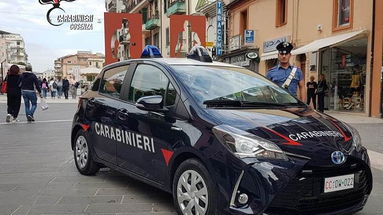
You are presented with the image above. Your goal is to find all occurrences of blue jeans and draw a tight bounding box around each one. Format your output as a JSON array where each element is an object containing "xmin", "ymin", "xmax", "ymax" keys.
[
  {"xmin": 42, "ymin": 88, "xmax": 48, "ymax": 98},
  {"xmin": 22, "ymin": 91, "xmax": 37, "ymax": 117}
]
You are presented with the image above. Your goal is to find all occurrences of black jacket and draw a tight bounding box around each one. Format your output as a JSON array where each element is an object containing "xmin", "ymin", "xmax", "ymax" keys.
[
  {"xmin": 6, "ymin": 75, "xmax": 21, "ymax": 95},
  {"xmin": 20, "ymin": 72, "xmax": 41, "ymax": 94},
  {"xmin": 63, "ymin": 79, "xmax": 70, "ymax": 90}
]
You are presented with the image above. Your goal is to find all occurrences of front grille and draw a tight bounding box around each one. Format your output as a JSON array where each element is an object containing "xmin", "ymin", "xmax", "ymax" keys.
[{"xmin": 267, "ymin": 160, "xmax": 370, "ymax": 214}]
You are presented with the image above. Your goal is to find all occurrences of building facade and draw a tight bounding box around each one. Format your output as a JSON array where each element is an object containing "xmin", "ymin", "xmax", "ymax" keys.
[
  {"xmin": 223, "ymin": 0, "xmax": 381, "ymax": 117},
  {"xmin": 55, "ymin": 51, "xmax": 105, "ymax": 78},
  {"xmin": 0, "ymin": 30, "xmax": 29, "ymax": 80}
]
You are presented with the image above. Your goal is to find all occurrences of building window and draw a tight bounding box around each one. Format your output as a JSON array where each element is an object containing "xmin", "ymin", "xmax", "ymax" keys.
[
  {"xmin": 240, "ymin": 9, "xmax": 248, "ymax": 36},
  {"xmin": 154, "ymin": 33, "xmax": 159, "ymax": 48},
  {"xmin": 67, "ymin": 61, "xmax": 72, "ymax": 64},
  {"xmin": 276, "ymin": 0, "xmax": 287, "ymax": 27},
  {"xmin": 333, "ymin": 0, "xmax": 353, "ymax": 31}
]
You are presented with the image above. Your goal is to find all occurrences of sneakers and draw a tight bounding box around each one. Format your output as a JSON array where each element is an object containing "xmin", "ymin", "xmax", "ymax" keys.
[
  {"xmin": 12, "ymin": 118, "xmax": 19, "ymax": 123},
  {"xmin": 27, "ymin": 115, "xmax": 35, "ymax": 122},
  {"xmin": 6, "ymin": 114, "xmax": 11, "ymax": 123}
]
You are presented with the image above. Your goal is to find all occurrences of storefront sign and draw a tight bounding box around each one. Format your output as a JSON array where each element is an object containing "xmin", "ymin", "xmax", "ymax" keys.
[
  {"xmin": 216, "ymin": 0, "xmax": 223, "ymax": 56},
  {"xmin": 230, "ymin": 35, "xmax": 241, "ymax": 51},
  {"xmin": 206, "ymin": 41, "xmax": 214, "ymax": 47},
  {"xmin": 246, "ymin": 52, "xmax": 258, "ymax": 59},
  {"xmin": 263, "ymin": 36, "xmax": 290, "ymax": 53},
  {"xmin": 231, "ymin": 54, "xmax": 250, "ymax": 67},
  {"xmin": 244, "ymin": 30, "xmax": 255, "ymax": 45}
]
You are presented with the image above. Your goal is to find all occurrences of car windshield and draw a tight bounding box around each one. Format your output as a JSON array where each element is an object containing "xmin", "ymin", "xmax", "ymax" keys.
[{"xmin": 173, "ymin": 65, "xmax": 299, "ymax": 107}]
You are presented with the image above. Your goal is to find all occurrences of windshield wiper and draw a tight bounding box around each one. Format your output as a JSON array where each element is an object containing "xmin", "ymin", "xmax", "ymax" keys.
[{"xmin": 203, "ymin": 99, "xmax": 289, "ymax": 108}]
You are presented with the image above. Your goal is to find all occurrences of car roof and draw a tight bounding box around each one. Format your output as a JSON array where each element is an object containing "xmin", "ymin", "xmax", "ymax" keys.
[{"xmin": 103, "ymin": 58, "xmax": 243, "ymax": 71}]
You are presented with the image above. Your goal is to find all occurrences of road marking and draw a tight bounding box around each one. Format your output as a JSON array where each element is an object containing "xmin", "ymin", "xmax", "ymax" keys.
[
  {"xmin": 368, "ymin": 150, "xmax": 383, "ymax": 171},
  {"xmin": 0, "ymin": 119, "xmax": 72, "ymax": 125}
]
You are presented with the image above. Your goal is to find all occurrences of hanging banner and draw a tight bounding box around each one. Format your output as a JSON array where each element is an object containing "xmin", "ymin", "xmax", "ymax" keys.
[
  {"xmin": 104, "ymin": 13, "xmax": 143, "ymax": 65},
  {"xmin": 170, "ymin": 15, "xmax": 206, "ymax": 57}
]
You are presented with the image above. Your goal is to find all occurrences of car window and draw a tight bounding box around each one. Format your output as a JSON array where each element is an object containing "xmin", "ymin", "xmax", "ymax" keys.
[
  {"xmin": 173, "ymin": 66, "xmax": 298, "ymax": 106},
  {"xmin": 128, "ymin": 64, "xmax": 174, "ymax": 105},
  {"xmin": 99, "ymin": 65, "xmax": 129, "ymax": 98}
]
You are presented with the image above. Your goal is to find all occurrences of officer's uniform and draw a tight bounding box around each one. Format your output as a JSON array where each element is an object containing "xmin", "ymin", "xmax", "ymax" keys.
[{"xmin": 266, "ymin": 42, "xmax": 303, "ymax": 97}]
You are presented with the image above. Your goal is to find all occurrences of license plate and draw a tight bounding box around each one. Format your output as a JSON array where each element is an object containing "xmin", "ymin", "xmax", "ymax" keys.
[{"xmin": 324, "ymin": 174, "xmax": 354, "ymax": 193}]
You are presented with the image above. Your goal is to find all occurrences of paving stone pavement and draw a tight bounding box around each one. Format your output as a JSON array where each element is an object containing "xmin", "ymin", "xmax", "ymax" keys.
[{"xmin": 0, "ymin": 103, "xmax": 382, "ymax": 215}]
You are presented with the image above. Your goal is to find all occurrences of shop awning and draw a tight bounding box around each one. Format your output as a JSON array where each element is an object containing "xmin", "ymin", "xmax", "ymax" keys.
[
  {"xmin": 260, "ymin": 51, "xmax": 278, "ymax": 61},
  {"xmin": 292, "ymin": 30, "xmax": 367, "ymax": 55}
]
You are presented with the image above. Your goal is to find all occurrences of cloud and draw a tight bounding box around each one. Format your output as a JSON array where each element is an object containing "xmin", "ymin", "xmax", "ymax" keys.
[{"xmin": 1, "ymin": 0, "xmax": 106, "ymax": 72}]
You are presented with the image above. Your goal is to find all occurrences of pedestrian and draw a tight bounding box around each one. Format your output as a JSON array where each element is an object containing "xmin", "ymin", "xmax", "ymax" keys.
[
  {"xmin": 56, "ymin": 77, "xmax": 63, "ymax": 99},
  {"xmin": 49, "ymin": 78, "xmax": 57, "ymax": 98},
  {"xmin": 317, "ymin": 74, "xmax": 328, "ymax": 113},
  {"xmin": 70, "ymin": 78, "xmax": 78, "ymax": 99},
  {"xmin": 41, "ymin": 78, "xmax": 49, "ymax": 99},
  {"xmin": 266, "ymin": 42, "xmax": 304, "ymax": 100},
  {"xmin": 306, "ymin": 75, "xmax": 318, "ymax": 109},
  {"xmin": 62, "ymin": 76, "xmax": 70, "ymax": 99},
  {"xmin": 19, "ymin": 65, "xmax": 42, "ymax": 122},
  {"xmin": 5, "ymin": 65, "xmax": 22, "ymax": 122}
]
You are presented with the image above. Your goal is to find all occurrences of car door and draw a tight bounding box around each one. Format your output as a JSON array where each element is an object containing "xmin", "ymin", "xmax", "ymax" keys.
[
  {"xmin": 116, "ymin": 63, "xmax": 185, "ymax": 184},
  {"xmin": 86, "ymin": 65, "xmax": 130, "ymax": 165}
]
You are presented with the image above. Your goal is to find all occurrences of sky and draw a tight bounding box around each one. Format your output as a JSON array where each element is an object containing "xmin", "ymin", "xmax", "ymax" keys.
[{"xmin": 0, "ymin": 0, "xmax": 106, "ymax": 72}]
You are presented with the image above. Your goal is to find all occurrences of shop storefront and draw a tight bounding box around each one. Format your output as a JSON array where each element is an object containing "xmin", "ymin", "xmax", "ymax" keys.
[
  {"xmin": 221, "ymin": 48, "xmax": 259, "ymax": 72},
  {"xmin": 320, "ymin": 38, "xmax": 368, "ymax": 112}
]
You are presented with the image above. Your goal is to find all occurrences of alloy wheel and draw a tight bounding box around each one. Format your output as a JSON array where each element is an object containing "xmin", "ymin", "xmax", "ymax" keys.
[
  {"xmin": 75, "ymin": 136, "xmax": 88, "ymax": 169},
  {"xmin": 177, "ymin": 170, "xmax": 208, "ymax": 215}
]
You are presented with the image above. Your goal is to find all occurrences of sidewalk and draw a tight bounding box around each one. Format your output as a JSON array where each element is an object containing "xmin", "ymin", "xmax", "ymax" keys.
[
  {"xmin": 0, "ymin": 94, "xmax": 79, "ymax": 104},
  {"xmin": 326, "ymin": 111, "xmax": 383, "ymax": 124}
]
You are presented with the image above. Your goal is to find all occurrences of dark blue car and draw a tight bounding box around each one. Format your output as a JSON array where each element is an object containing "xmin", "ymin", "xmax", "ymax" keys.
[{"xmin": 71, "ymin": 47, "xmax": 372, "ymax": 215}]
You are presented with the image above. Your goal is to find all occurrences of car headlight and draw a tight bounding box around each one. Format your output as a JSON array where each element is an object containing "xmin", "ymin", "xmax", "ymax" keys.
[
  {"xmin": 342, "ymin": 122, "xmax": 362, "ymax": 151},
  {"xmin": 212, "ymin": 124, "xmax": 288, "ymax": 160}
]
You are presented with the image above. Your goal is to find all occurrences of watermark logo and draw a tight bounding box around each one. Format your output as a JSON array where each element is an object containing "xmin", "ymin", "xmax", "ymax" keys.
[{"xmin": 39, "ymin": 0, "xmax": 94, "ymax": 30}]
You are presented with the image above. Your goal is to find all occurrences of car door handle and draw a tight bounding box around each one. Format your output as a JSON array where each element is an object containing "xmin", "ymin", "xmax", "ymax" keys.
[{"xmin": 117, "ymin": 109, "xmax": 129, "ymax": 121}]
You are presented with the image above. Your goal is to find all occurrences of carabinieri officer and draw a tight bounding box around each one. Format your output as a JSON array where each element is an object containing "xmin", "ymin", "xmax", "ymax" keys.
[{"xmin": 266, "ymin": 42, "xmax": 304, "ymax": 100}]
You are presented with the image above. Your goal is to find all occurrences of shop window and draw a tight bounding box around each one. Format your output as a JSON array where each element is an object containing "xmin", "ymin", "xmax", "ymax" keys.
[
  {"xmin": 320, "ymin": 38, "xmax": 367, "ymax": 112},
  {"xmin": 333, "ymin": 0, "xmax": 353, "ymax": 31},
  {"xmin": 276, "ymin": 0, "xmax": 287, "ymax": 27},
  {"xmin": 154, "ymin": 32, "xmax": 159, "ymax": 48}
]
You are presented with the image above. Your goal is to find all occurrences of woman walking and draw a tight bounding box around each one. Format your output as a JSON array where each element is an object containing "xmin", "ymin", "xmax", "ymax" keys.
[
  {"xmin": 20, "ymin": 65, "xmax": 42, "ymax": 122},
  {"xmin": 317, "ymin": 74, "xmax": 328, "ymax": 113},
  {"xmin": 5, "ymin": 65, "xmax": 22, "ymax": 122},
  {"xmin": 41, "ymin": 78, "xmax": 49, "ymax": 98}
]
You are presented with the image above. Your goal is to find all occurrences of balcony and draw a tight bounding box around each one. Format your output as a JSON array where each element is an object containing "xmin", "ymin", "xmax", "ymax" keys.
[
  {"xmin": 145, "ymin": 13, "xmax": 160, "ymax": 30},
  {"xmin": 166, "ymin": 1, "xmax": 186, "ymax": 17},
  {"xmin": 126, "ymin": 0, "xmax": 146, "ymax": 13}
]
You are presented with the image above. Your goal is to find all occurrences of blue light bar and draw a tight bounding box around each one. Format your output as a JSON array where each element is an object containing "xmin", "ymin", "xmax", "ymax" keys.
[{"xmin": 141, "ymin": 45, "xmax": 162, "ymax": 58}]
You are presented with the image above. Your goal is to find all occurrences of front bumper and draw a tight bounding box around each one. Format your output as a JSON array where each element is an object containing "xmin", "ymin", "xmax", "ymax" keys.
[{"xmin": 225, "ymin": 148, "xmax": 372, "ymax": 215}]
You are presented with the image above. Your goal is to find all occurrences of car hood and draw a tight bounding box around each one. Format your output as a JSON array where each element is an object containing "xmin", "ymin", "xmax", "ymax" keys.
[{"xmin": 205, "ymin": 107, "xmax": 354, "ymax": 165}]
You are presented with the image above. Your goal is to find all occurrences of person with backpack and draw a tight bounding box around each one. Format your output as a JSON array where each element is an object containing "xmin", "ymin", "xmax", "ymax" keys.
[
  {"xmin": 41, "ymin": 78, "xmax": 49, "ymax": 98},
  {"xmin": 5, "ymin": 65, "xmax": 22, "ymax": 122},
  {"xmin": 49, "ymin": 78, "xmax": 57, "ymax": 98},
  {"xmin": 20, "ymin": 65, "xmax": 42, "ymax": 122}
]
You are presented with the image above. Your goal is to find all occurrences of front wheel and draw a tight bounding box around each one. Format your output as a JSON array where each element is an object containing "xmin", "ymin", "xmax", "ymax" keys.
[
  {"xmin": 74, "ymin": 130, "xmax": 100, "ymax": 175},
  {"xmin": 172, "ymin": 159, "xmax": 219, "ymax": 215}
]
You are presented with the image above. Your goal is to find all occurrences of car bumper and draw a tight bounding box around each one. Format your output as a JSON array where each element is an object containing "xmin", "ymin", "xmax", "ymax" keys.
[{"xmin": 222, "ymin": 147, "xmax": 372, "ymax": 215}]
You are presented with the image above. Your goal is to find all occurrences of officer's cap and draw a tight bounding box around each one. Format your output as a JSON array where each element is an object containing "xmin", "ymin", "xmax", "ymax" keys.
[{"xmin": 276, "ymin": 42, "xmax": 293, "ymax": 54}]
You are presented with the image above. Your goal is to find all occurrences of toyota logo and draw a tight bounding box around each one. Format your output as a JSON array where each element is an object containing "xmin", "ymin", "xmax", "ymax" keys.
[{"xmin": 331, "ymin": 151, "xmax": 346, "ymax": 165}]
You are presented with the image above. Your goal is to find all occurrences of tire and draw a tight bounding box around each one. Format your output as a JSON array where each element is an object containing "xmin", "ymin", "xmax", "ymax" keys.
[
  {"xmin": 73, "ymin": 130, "xmax": 100, "ymax": 175},
  {"xmin": 172, "ymin": 159, "xmax": 219, "ymax": 215}
]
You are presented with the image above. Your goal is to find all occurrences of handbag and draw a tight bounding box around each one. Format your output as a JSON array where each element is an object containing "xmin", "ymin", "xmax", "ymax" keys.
[
  {"xmin": 0, "ymin": 81, "xmax": 7, "ymax": 93},
  {"xmin": 41, "ymin": 98, "xmax": 49, "ymax": 110}
]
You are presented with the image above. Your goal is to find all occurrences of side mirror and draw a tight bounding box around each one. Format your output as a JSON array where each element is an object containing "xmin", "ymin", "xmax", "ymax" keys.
[{"xmin": 135, "ymin": 95, "xmax": 168, "ymax": 112}]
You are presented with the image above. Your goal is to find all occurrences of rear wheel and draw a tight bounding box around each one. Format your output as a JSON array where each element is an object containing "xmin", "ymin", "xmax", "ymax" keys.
[
  {"xmin": 74, "ymin": 130, "xmax": 100, "ymax": 175},
  {"xmin": 172, "ymin": 159, "xmax": 218, "ymax": 215}
]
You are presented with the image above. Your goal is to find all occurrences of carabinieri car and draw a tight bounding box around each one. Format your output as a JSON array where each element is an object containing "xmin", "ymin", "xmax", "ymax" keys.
[{"xmin": 71, "ymin": 46, "xmax": 372, "ymax": 215}]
